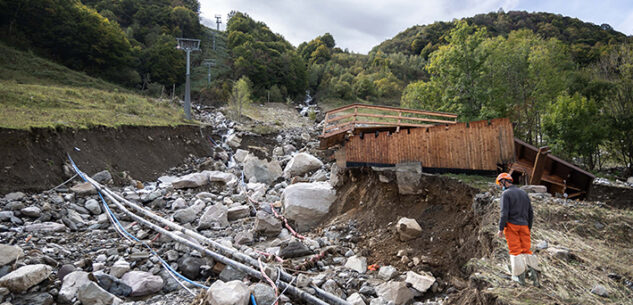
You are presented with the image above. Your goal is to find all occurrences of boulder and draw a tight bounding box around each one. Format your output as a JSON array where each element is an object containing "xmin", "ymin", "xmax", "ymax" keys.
[
  {"xmin": 92, "ymin": 271, "xmax": 132, "ymax": 296},
  {"xmin": 628, "ymin": 176, "xmax": 633, "ymax": 184},
  {"xmin": 405, "ymin": 271, "xmax": 435, "ymax": 293},
  {"xmin": 71, "ymin": 182, "xmax": 97, "ymax": 195},
  {"xmin": 121, "ymin": 271, "xmax": 164, "ymax": 297},
  {"xmin": 234, "ymin": 149, "xmax": 250, "ymax": 163},
  {"xmin": 375, "ymin": 281, "xmax": 414, "ymax": 305},
  {"xmin": 20, "ymin": 206, "xmax": 41, "ymax": 218},
  {"xmin": 58, "ymin": 271, "xmax": 90, "ymax": 304},
  {"xmin": 91, "ymin": 170, "xmax": 112, "ymax": 184},
  {"xmin": 250, "ymin": 283, "xmax": 276, "ymax": 305},
  {"xmin": 109, "ymin": 259, "xmax": 130, "ymax": 278},
  {"xmin": 178, "ymin": 256, "xmax": 205, "ymax": 280},
  {"xmin": 228, "ymin": 205, "xmax": 250, "ymax": 221},
  {"xmin": 234, "ymin": 231, "xmax": 254, "ymax": 245},
  {"xmin": 84, "ymin": 199, "xmax": 102, "ymax": 215},
  {"xmin": 378, "ymin": 266, "xmax": 398, "ymax": 281},
  {"xmin": 243, "ymin": 156, "xmax": 283, "ymax": 185},
  {"xmin": 198, "ymin": 204, "xmax": 229, "ymax": 229},
  {"xmin": 279, "ymin": 240, "xmax": 312, "ymax": 258},
  {"xmin": 253, "ymin": 211, "xmax": 282, "ymax": 236},
  {"xmin": 345, "ymin": 256, "xmax": 368, "ymax": 274},
  {"xmin": 283, "ymin": 153, "xmax": 323, "ymax": 178},
  {"xmin": 0, "ymin": 264, "xmax": 52, "ymax": 293},
  {"xmin": 173, "ymin": 200, "xmax": 205, "ymax": 224},
  {"xmin": 57, "ymin": 264, "xmax": 76, "ymax": 281},
  {"xmin": 4, "ymin": 192, "xmax": 25, "ymax": 201},
  {"xmin": 77, "ymin": 282, "xmax": 122, "ymax": 305},
  {"xmin": 322, "ymin": 279, "xmax": 344, "ymax": 297},
  {"xmin": 347, "ymin": 292, "xmax": 367, "ymax": 305},
  {"xmin": 219, "ymin": 265, "xmax": 246, "ymax": 282},
  {"xmin": 547, "ymin": 247, "xmax": 571, "ymax": 260},
  {"xmin": 206, "ymin": 171, "xmax": 238, "ymax": 188},
  {"xmin": 0, "ymin": 244, "xmax": 24, "ymax": 266},
  {"xmin": 226, "ymin": 133, "xmax": 242, "ymax": 149},
  {"xmin": 206, "ymin": 280, "xmax": 249, "ymax": 305},
  {"xmin": 396, "ymin": 217, "xmax": 422, "ymax": 241},
  {"xmin": 282, "ymin": 182, "xmax": 336, "ymax": 232},
  {"xmin": 172, "ymin": 172, "xmax": 209, "ymax": 189},
  {"xmin": 395, "ymin": 162, "xmax": 422, "ymax": 195}
]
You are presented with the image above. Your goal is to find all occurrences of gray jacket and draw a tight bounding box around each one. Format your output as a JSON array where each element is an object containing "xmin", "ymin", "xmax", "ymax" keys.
[{"xmin": 499, "ymin": 185, "xmax": 533, "ymax": 231}]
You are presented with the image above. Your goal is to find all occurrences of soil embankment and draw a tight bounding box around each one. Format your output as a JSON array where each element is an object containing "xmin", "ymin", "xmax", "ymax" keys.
[{"xmin": 0, "ymin": 125, "xmax": 214, "ymax": 194}]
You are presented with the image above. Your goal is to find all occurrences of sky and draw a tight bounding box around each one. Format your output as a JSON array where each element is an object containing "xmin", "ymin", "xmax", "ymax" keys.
[{"xmin": 199, "ymin": 0, "xmax": 633, "ymax": 54}]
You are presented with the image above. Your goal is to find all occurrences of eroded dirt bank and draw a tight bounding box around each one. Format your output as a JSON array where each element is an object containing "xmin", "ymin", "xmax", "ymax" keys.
[{"xmin": 0, "ymin": 125, "xmax": 213, "ymax": 194}]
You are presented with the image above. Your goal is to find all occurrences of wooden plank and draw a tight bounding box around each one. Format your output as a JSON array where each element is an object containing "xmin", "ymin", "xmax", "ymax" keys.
[
  {"xmin": 530, "ymin": 146, "xmax": 550, "ymax": 185},
  {"xmin": 354, "ymin": 113, "xmax": 458, "ymax": 125}
]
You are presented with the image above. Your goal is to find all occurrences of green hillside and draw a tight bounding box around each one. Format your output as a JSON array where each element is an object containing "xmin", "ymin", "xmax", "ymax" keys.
[
  {"xmin": 0, "ymin": 42, "xmax": 186, "ymax": 129},
  {"xmin": 373, "ymin": 11, "xmax": 628, "ymax": 64}
]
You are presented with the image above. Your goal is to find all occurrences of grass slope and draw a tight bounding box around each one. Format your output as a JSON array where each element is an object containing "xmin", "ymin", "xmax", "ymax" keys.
[{"xmin": 0, "ymin": 42, "xmax": 188, "ymax": 129}]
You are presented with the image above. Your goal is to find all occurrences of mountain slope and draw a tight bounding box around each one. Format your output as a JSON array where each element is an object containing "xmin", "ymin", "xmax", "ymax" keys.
[{"xmin": 373, "ymin": 11, "xmax": 628, "ymax": 65}]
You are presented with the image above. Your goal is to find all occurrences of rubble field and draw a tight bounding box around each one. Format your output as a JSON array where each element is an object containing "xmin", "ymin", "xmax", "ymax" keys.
[{"xmin": 0, "ymin": 104, "xmax": 632, "ymax": 305}]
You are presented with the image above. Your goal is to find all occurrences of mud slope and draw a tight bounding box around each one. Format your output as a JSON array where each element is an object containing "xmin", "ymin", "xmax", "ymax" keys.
[
  {"xmin": 0, "ymin": 125, "xmax": 214, "ymax": 194},
  {"xmin": 321, "ymin": 168, "xmax": 490, "ymax": 286}
]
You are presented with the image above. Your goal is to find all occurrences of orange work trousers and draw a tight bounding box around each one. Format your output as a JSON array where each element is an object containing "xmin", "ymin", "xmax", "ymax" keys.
[{"xmin": 503, "ymin": 222, "xmax": 533, "ymax": 255}]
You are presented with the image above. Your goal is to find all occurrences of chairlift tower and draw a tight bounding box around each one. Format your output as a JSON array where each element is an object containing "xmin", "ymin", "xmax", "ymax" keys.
[
  {"xmin": 176, "ymin": 38, "xmax": 200, "ymax": 120},
  {"xmin": 213, "ymin": 15, "xmax": 222, "ymax": 50},
  {"xmin": 202, "ymin": 59, "xmax": 216, "ymax": 87}
]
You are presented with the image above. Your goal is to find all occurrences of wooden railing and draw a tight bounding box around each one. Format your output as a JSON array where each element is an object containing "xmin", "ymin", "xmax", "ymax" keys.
[{"xmin": 320, "ymin": 104, "xmax": 458, "ymax": 138}]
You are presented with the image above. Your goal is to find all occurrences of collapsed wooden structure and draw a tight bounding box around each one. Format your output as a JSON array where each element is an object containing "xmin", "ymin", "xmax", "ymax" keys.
[{"xmin": 319, "ymin": 104, "xmax": 594, "ymax": 198}]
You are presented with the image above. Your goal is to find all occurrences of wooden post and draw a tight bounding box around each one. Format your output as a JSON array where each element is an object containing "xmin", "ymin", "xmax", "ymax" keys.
[
  {"xmin": 322, "ymin": 113, "xmax": 329, "ymax": 135},
  {"xmin": 529, "ymin": 146, "xmax": 550, "ymax": 185},
  {"xmin": 396, "ymin": 111, "xmax": 402, "ymax": 133}
]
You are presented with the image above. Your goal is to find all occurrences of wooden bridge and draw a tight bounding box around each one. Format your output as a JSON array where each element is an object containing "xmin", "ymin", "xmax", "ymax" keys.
[{"xmin": 319, "ymin": 104, "xmax": 594, "ymax": 198}]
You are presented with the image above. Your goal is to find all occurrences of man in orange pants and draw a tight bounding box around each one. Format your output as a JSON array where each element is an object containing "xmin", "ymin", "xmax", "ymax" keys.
[{"xmin": 496, "ymin": 173, "xmax": 540, "ymax": 286}]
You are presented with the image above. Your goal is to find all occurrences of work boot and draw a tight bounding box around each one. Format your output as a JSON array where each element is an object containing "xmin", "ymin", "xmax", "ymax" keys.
[
  {"xmin": 528, "ymin": 266, "xmax": 541, "ymax": 287},
  {"xmin": 511, "ymin": 272, "xmax": 526, "ymax": 286}
]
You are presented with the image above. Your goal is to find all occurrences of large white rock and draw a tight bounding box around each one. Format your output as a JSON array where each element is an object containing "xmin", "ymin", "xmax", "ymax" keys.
[
  {"xmin": 395, "ymin": 162, "xmax": 422, "ymax": 195},
  {"xmin": 378, "ymin": 265, "xmax": 398, "ymax": 281},
  {"xmin": 121, "ymin": 271, "xmax": 164, "ymax": 297},
  {"xmin": 84, "ymin": 199, "xmax": 102, "ymax": 215},
  {"xmin": 347, "ymin": 292, "xmax": 366, "ymax": 305},
  {"xmin": 234, "ymin": 149, "xmax": 250, "ymax": 163},
  {"xmin": 345, "ymin": 256, "xmax": 367, "ymax": 273},
  {"xmin": 282, "ymin": 182, "xmax": 336, "ymax": 232},
  {"xmin": 198, "ymin": 204, "xmax": 229, "ymax": 229},
  {"xmin": 0, "ymin": 244, "xmax": 24, "ymax": 266},
  {"xmin": 396, "ymin": 217, "xmax": 422, "ymax": 241},
  {"xmin": 375, "ymin": 281, "xmax": 414, "ymax": 305},
  {"xmin": 206, "ymin": 280, "xmax": 249, "ymax": 305},
  {"xmin": 243, "ymin": 156, "xmax": 283, "ymax": 185},
  {"xmin": 0, "ymin": 264, "xmax": 53, "ymax": 293},
  {"xmin": 77, "ymin": 281, "xmax": 122, "ymax": 305},
  {"xmin": 405, "ymin": 271, "xmax": 435, "ymax": 293},
  {"xmin": 58, "ymin": 271, "xmax": 91, "ymax": 304},
  {"xmin": 205, "ymin": 171, "xmax": 238, "ymax": 188},
  {"xmin": 172, "ymin": 172, "xmax": 209, "ymax": 189},
  {"xmin": 283, "ymin": 153, "xmax": 323, "ymax": 178}
]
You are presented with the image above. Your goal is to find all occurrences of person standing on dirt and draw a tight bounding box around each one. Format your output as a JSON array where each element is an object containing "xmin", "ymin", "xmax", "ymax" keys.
[{"xmin": 496, "ymin": 173, "xmax": 540, "ymax": 286}]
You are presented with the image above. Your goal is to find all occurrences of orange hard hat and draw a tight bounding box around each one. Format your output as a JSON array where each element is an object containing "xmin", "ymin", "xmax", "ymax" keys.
[{"xmin": 496, "ymin": 173, "xmax": 513, "ymax": 185}]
